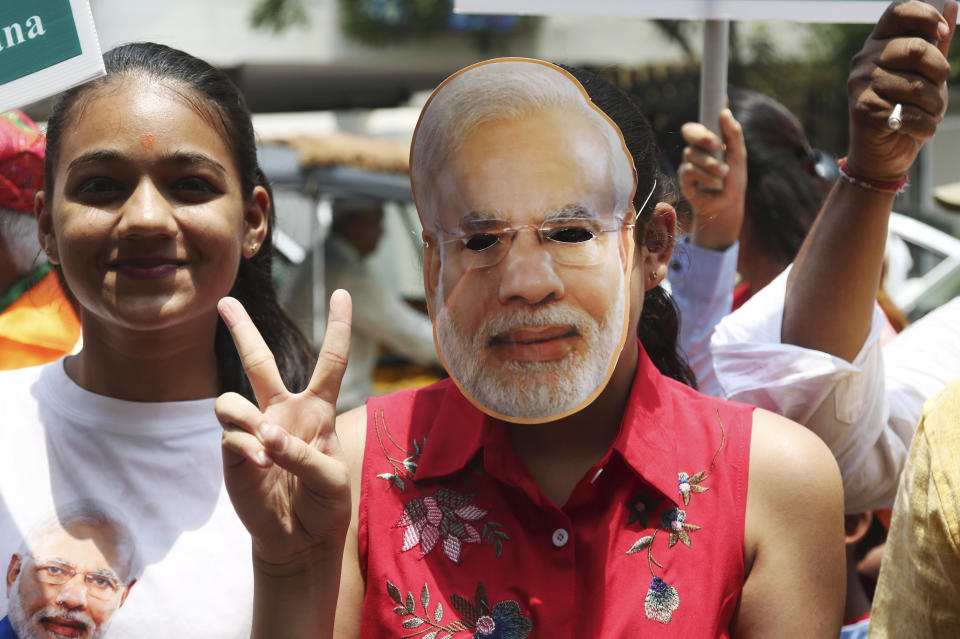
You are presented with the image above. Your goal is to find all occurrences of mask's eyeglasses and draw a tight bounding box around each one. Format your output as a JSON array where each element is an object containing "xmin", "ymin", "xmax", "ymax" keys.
[
  {"xmin": 634, "ymin": 178, "xmax": 657, "ymax": 222},
  {"xmin": 422, "ymin": 179, "xmax": 657, "ymax": 271}
]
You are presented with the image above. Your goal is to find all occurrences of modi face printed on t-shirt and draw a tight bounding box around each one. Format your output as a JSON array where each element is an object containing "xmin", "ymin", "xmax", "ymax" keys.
[
  {"xmin": 4, "ymin": 503, "xmax": 138, "ymax": 639},
  {"xmin": 412, "ymin": 59, "xmax": 638, "ymax": 423}
]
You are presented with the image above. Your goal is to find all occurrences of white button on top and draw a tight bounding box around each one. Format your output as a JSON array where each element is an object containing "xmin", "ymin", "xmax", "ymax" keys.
[{"xmin": 552, "ymin": 528, "xmax": 569, "ymax": 548}]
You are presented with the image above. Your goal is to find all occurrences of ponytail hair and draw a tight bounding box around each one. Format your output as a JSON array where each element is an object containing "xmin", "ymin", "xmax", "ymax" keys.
[
  {"xmin": 216, "ymin": 170, "xmax": 315, "ymax": 399},
  {"xmin": 560, "ymin": 65, "xmax": 696, "ymax": 388}
]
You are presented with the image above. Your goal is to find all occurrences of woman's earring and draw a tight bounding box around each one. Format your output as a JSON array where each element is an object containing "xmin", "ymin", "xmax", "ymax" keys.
[{"xmin": 247, "ymin": 242, "xmax": 259, "ymax": 257}]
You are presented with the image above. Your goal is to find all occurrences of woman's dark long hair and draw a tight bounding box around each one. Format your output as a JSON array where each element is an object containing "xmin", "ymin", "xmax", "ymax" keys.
[
  {"xmin": 43, "ymin": 42, "xmax": 314, "ymax": 401},
  {"xmin": 729, "ymin": 88, "xmax": 832, "ymax": 269},
  {"xmin": 561, "ymin": 65, "xmax": 696, "ymax": 388}
]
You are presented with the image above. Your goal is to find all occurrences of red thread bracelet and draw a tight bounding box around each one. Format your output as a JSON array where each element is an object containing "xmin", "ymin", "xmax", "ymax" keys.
[{"xmin": 837, "ymin": 157, "xmax": 908, "ymax": 194}]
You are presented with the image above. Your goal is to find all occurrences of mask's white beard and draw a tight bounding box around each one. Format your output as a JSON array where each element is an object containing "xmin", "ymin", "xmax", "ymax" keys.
[
  {"xmin": 436, "ymin": 268, "xmax": 626, "ymax": 419},
  {"xmin": 7, "ymin": 572, "xmax": 110, "ymax": 639}
]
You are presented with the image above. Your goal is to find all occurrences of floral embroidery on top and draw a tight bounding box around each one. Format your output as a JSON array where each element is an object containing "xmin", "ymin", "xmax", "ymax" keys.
[
  {"xmin": 677, "ymin": 471, "xmax": 708, "ymax": 505},
  {"xmin": 644, "ymin": 576, "xmax": 680, "ymax": 624},
  {"xmin": 376, "ymin": 409, "xmax": 511, "ymax": 562},
  {"xmin": 625, "ymin": 410, "xmax": 727, "ymax": 625},
  {"xmin": 387, "ymin": 580, "xmax": 532, "ymax": 639},
  {"xmin": 375, "ymin": 408, "xmax": 425, "ymax": 493},
  {"xmin": 397, "ymin": 488, "xmax": 509, "ymax": 563},
  {"xmin": 662, "ymin": 506, "xmax": 701, "ymax": 548},
  {"xmin": 677, "ymin": 418, "xmax": 725, "ymax": 505},
  {"xmin": 625, "ymin": 490, "xmax": 661, "ymax": 528}
]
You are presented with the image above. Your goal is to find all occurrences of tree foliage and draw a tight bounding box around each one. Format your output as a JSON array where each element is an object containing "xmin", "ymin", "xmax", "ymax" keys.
[{"xmin": 250, "ymin": 0, "xmax": 309, "ymax": 32}]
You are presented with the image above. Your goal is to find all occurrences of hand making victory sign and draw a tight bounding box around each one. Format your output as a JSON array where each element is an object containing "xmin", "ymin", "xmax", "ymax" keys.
[{"xmin": 214, "ymin": 290, "xmax": 356, "ymax": 638}]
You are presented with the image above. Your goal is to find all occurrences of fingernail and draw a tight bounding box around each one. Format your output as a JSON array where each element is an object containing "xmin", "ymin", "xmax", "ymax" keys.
[
  {"xmin": 939, "ymin": 19, "xmax": 950, "ymax": 41},
  {"xmin": 718, "ymin": 163, "xmax": 730, "ymax": 175},
  {"xmin": 256, "ymin": 448, "xmax": 274, "ymax": 467},
  {"xmin": 262, "ymin": 423, "xmax": 286, "ymax": 454},
  {"xmin": 217, "ymin": 298, "xmax": 238, "ymax": 326},
  {"xmin": 330, "ymin": 289, "xmax": 348, "ymax": 305}
]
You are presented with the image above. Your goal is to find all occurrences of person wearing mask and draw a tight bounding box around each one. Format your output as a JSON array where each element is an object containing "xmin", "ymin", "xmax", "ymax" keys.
[
  {"xmin": 215, "ymin": 57, "xmax": 846, "ymax": 638},
  {"xmin": 672, "ymin": 1, "xmax": 958, "ymax": 514}
]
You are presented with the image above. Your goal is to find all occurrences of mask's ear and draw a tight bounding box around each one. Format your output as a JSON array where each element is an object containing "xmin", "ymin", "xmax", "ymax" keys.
[
  {"xmin": 640, "ymin": 202, "xmax": 676, "ymax": 291},
  {"xmin": 422, "ymin": 230, "xmax": 441, "ymax": 319},
  {"xmin": 35, "ymin": 191, "xmax": 59, "ymax": 264},
  {"xmin": 242, "ymin": 185, "xmax": 270, "ymax": 259},
  {"xmin": 119, "ymin": 578, "xmax": 137, "ymax": 607},
  {"xmin": 6, "ymin": 553, "xmax": 21, "ymax": 595},
  {"xmin": 617, "ymin": 212, "xmax": 634, "ymax": 275}
]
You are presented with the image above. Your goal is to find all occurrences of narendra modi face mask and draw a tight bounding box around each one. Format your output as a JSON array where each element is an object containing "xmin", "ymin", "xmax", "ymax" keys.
[{"xmin": 411, "ymin": 58, "xmax": 640, "ymax": 424}]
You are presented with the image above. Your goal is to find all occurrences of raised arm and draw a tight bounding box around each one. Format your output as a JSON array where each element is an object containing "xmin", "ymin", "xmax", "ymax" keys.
[
  {"xmin": 678, "ymin": 108, "xmax": 748, "ymax": 253},
  {"xmin": 782, "ymin": 0, "xmax": 957, "ymax": 360},
  {"xmin": 671, "ymin": 109, "xmax": 747, "ymax": 393},
  {"xmin": 215, "ymin": 290, "xmax": 359, "ymax": 639}
]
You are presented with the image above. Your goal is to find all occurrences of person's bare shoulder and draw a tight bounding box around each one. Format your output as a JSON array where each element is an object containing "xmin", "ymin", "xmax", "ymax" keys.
[
  {"xmin": 746, "ymin": 408, "xmax": 843, "ymax": 556},
  {"xmin": 733, "ymin": 408, "xmax": 845, "ymax": 638},
  {"xmin": 749, "ymin": 408, "xmax": 843, "ymax": 513}
]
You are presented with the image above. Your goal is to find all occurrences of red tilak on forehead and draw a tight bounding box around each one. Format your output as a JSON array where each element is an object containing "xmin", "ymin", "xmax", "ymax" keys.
[{"xmin": 139, "ymin": 134, "xmax": 154, "ymax": 150}]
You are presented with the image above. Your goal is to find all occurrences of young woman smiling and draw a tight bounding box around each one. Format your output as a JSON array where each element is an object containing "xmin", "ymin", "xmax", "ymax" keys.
[{"xmin": 0, "ymin": 42, "xmax": 312, "ymax": 638}]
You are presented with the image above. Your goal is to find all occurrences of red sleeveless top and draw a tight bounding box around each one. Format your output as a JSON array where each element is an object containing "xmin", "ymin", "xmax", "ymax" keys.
[{"xmin": 359, "ymin": 343, "xmax": 754, "ymax": 638}]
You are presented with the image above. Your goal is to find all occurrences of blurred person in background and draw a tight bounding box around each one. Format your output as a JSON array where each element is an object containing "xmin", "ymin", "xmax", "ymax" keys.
[
  {"xmin": 666, "ymin": 0, "xmax": 959, "ymax": 515},
  {"xmin": 666, "ymin": 63, "xmax": 904, "ymax": 639},
  {"xmin": 840, "ymin": 512, "xmax": 877, "ymax": 638},
  {"xmin": 676, "ymin": 89, "xmax": 834, "ymax": 307},
  {"xmin": 323, "ymin": 197, "xmax": 439, "ymax": 411},
  {"xmin": 0, "ymin": 111, "xmax": 80, "ymax": 369},
  {"xmin": 666, "ymin": 90, "xmax": 836, "ymax": 392},
  {"xmin": 869, "ymin": 374, "xmax": 960, "ymax": 637}
]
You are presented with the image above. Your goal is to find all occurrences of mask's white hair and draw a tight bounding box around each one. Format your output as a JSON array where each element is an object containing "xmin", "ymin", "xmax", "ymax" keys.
[
  {"xmin": 411, "ymin": 59, "xmax": 635, "ymax": 227},
  {"xmin": 16, "ymin": 500, "xmax": 141, "ymax": 584}
]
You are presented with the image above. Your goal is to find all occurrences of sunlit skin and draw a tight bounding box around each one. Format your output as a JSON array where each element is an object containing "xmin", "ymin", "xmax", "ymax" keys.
[
  {"xmin": 5, "ymin": 523, "xmax": 134, "ymax": 639},
  {"xmin": 424, "ymin": 107, "xmax": 632, "ymax": 373},
  {"xmin": 35, "ymin": 77, "xmax": 267, "ymax": 401}
]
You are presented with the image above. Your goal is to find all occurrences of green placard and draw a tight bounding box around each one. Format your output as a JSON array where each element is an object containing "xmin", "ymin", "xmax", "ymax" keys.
[{"xmin": 0, "ymin": 0, "xmax": 82, "ymax": 85}]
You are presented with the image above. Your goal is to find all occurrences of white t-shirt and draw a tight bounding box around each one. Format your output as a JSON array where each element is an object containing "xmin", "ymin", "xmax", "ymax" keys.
[{"xmin": 0, "ymin": 360, "xmax": 253, "ymax": 638}]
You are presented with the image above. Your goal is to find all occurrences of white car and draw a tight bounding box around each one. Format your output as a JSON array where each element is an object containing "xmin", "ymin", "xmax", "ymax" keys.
[{"xmin": 886, "ymin": 212, "xmax": 960, "ymax": 320}]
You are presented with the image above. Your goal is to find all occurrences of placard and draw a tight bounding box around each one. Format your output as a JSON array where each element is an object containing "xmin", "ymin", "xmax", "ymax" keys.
[
  {"xmin": 0, "ymin": 0, "xmax": 104, "ymax": 112},
  {"xmin": 454, "ymin": 0, "xmax": 892, "ymax": 23}
]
